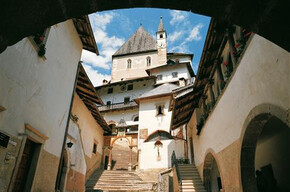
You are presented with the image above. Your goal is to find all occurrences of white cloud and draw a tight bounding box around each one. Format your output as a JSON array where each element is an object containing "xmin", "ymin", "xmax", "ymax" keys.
[
  {"xmin": 170, "ymin": 10, "xmax": 188, "ymax": 26},
  {"xmin": 168, "ymin": 31, "xmax": 184, "ymax": 43},
  {"xmin": 170, "ymin": 43, "xmax": 188, "ymax": 53},
  {"xmin": 186, "ymin": 23, "xmax": 203, "ymax": 42},
  {"xmin": 89, "ymin": 12, "xmax": 114, "ymax": 30},
  {"xmin": 82, "ymin": 63, "xmax": 111, "ymax": 86},
  {"xmin": 81, "ymin": 12, "xmax": 125, "ymax": 70}
]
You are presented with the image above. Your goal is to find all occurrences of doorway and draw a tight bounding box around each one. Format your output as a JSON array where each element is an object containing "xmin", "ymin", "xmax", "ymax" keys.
[{"xmin": 12, "ymin": 139, "xmax": 41, "ymax": 192}]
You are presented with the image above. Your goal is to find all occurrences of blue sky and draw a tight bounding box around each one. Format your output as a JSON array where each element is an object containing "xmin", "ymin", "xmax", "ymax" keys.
[{"xmin": 81, "ymin": 8, "xmax": 210, "ymax": 86}]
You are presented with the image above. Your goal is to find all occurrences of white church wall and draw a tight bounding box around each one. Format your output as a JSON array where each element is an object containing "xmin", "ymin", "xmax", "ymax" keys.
[{"xmin": 111, "ymin": 51, "xmax": 159, "ymax": 82}]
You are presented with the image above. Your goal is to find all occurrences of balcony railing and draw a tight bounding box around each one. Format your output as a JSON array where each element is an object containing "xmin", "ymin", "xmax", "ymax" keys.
[
  {"xmin": 98, "ymin": 101, "xmax": 138, "ymax": 112},
  {"xmin": 196, "ymin": 26, "xmax": 252, "ymax": 135}
]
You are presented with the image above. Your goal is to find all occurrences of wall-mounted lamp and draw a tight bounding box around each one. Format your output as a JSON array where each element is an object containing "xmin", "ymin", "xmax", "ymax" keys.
[{"xmin": 67, "ymin": 141, "xmax": 74, "ymax": 148}]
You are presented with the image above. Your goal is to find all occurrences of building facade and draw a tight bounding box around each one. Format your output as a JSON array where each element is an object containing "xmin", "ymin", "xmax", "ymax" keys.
[{"xmin": 96, "ymin": 17, "xmax": 195, "ymax": 172}]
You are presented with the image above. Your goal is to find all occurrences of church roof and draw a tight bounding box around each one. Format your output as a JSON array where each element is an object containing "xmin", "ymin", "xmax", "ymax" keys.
[
  {"xmin": 113, "ymin": 26, "xmax": 157, "ymax": 57},
  {"xmin": 135, "ymin": 83, "xmax": 179, "ymax": 102}
]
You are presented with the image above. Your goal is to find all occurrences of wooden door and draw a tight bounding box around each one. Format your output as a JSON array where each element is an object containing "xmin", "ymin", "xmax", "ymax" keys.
[{"xmin": 13, "ymin": 139, "xmax": 36, "ymax": 192}]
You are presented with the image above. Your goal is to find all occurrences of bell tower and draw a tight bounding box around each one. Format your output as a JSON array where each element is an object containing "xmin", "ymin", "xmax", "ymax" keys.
[
  {"xmin": 156, "ymin": 16, "xmax": 167, "ymax": 49},
  {"xmin": 156, "ymin": 16, "xmax": 167, "ymax": 66}
]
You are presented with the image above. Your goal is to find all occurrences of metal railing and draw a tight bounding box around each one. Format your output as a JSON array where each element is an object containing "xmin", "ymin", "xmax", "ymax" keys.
[
  {"xmin": 98, "ymin": 101, "xmax": 138, "ymax": 111},
  {"xmin": 171, "ymin": 151, "xmax": 182, "ymax": 191}
]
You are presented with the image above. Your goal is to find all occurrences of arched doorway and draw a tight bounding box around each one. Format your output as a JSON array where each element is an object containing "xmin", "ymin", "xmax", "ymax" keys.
[
  {"xmin": 111, "ymin": 138, "xmax": 137, "ymax": 171},
  {"xmin": 203, "ymin": 152, "xmax": 223, "ymax": 192},
  {"xmin": 241, "ymin": 106, "xmax": 290, "ymax": 192}
]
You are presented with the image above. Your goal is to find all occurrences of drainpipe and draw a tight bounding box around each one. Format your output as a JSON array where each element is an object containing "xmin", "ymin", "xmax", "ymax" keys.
[{"xmin": 55, "ymin": 62, "xmax": 80, "ymax": 190}]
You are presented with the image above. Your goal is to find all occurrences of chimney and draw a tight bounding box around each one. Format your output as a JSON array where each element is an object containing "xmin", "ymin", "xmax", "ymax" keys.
[
  {"xmin": 179, "ymin": 77, "xmax": 186, "ymax": 87},
  {"xmin": 103, "ymin": 79, "xmax": 108, "ymax": 85}
]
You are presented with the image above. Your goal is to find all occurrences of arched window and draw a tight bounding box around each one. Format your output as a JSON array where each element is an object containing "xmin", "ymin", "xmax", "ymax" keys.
[
  {"xmin": 146, "ymin": 56, "xmax": 151, "ymax": 66},
  {"xmin": 133, "ymin": 116, "xmax": 139, "ymax": 122},
  {"xmin": 127, "ymin": 59, "xmax": 132, "ymax": 69},
  {"xmin": 159, "ymin": 34, "xmax": 163, "ymax": 38}
]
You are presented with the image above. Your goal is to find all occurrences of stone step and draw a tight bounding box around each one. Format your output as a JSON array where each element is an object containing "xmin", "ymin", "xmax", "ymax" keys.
[
  {"xmin": 176, "ymin": 164, "xmax": 206, "ymax": 192},
  {"xmin": 182, "ymin": 181, "xmax": 203, "ymax": 185}
]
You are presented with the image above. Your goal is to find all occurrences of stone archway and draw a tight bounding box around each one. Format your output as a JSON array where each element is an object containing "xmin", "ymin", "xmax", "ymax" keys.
[
  {"xmin": 0, "ymin": 0, "xmax": 289, "ymax": 53},
  {"xmin": 111, "ymin": 138, "xmax": 131, "ymax": 170},
  {"xmin": 240, "ymin": 104, "xmax": 290, "ymax": 192},
  {"xmin": 203, "ymin": 152, "xmax": 223, "ymax": 192}
]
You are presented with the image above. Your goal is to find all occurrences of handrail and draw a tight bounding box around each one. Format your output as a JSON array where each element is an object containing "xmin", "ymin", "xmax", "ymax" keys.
[
  {"xmin": 171, "ymin": 151, "xmax": 182, "ymax": 191},
  {"xmin": 98, "ymin": 101, "xmax": 137, "ymax": 111}
]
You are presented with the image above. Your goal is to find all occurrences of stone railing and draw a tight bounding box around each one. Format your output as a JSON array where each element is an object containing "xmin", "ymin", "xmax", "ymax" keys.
[{"xmin": 98, "ymin": 101, "xmax": 138, "ymax": 112}]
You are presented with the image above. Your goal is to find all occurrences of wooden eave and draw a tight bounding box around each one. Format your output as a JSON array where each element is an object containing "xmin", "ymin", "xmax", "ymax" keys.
[
  {"xmin": 76, "ymin": 64, "xmax": 110, "ymax": 133},
  {"xmin": 170, "ymin": 18, "xmax": 227, "ymax": 130},
  {"xmin": 73, "ymin": 15, "xmax": 99, "ymax": 55}
]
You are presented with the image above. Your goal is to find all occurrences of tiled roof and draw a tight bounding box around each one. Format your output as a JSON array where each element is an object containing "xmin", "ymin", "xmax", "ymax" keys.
[
  {"xmin": 137, "ymin": 83, "xmax": 179, "ymax": 100},
  {"xmin": 113, "ymin": 26, "xmax": 157, "ymax": 56}
]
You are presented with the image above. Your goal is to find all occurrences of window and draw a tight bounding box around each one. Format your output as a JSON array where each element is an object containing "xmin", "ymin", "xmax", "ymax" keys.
[
  {"xmin": 134, "ymin": 116, "xmax": 139, "ymax": 121},
  {"xmin": 146, "ymin": 57, "xmax": 151, "ymax": 66},
  {"xmin": 157, "ymin": 75, "xmax": 163, "ymax": 80},
  {"xmin": 127, "ymin": 59, "xmax": 132, "ymax": 69},
  {"xmin": 172, "ymin": 72, "xmax": 178, "ymax": 78},
  {"xmin": 127, "ymin": 84, "xmax": 133, "ymax": 91},
  {"xmin": 31, "ymin": 28, "xmax": 50, "ymax": 57},
  {"xmin": 106, "ymin": 101, "xmax": 111, "ymax": 106},
  {"xmin": 156, "ymin": 104, "xmax": 165, "ymax": 116},
  {"xmin": 124, "ymin": 97, "xmax": 130, "ymax": 104},
  {"xmin": 107, "ymin": 87, "xmax": 113, "ymax": 94},
  {"xmin": 93, "ymin": 143, "xmax": 97, "ymax": 154},
  {"xmin": 160, "ymin": 34, "xmax": 163, "ymax": 38}
]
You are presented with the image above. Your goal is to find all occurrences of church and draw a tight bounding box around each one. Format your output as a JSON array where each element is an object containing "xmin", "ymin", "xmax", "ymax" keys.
[{"xmin": 96, "ymin": 17, "xmax": 195, "ymax": 171}]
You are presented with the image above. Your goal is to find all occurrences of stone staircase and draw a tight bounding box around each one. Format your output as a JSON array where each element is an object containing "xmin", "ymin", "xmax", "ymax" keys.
[
  {"xmin": 177, "ymin": 164, "xmax": 206, "ymax": 192},
  {"xmin": 86, "ymin": 170, "xmax": 155, "ymax": 191}
]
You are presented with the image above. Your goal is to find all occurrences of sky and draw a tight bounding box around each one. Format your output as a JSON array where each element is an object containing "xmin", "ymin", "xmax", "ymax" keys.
[{"xmin": 81, "ymin": 8, "xmax": 211, "ymax": 86}]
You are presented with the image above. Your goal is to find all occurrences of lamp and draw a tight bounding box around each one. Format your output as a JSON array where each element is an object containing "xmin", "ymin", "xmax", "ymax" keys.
[{"xmin": 67, "ymin": 141, "xmax": 73, "ymax": 148}]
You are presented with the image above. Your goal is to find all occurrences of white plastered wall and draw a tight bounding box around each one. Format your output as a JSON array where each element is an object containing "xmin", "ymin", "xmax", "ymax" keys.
[
  {"xmin": 138, "ymin": 96, "xmax": 172, "ymax": 147},
  {"xmin": 71, "ymin": 94, "xmax": 104, "ymax": 158},
  {"xmin": 140, "ymin": 139, "xmax": 185, "ymax": 170},
  {"xmin": 188, "ymin": 34, "xmax": 289, "ymax": 169},
  {"xmin": 0, "ymin": 20, "xmax": 82, "ymax": 158},
  {"xmin": 151, "ymin": 64, "xmax": 192, "ymax": 84},
  {"xmin": 97, "ymin": 79, "xmax": 155, "ymax": 104}
]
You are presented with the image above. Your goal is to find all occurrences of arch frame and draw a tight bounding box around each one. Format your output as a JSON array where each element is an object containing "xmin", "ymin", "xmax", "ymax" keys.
[
  {"xmin": 111, "ymin": 136, "xmax": 131, "ymax": 147},
  {"xmin": 202, "ymin": 149, "xmax": 225, "ymax": 192},
  {"xmin": 239, "ymin": 103, "xmax": 289, "ymax": 192}
]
